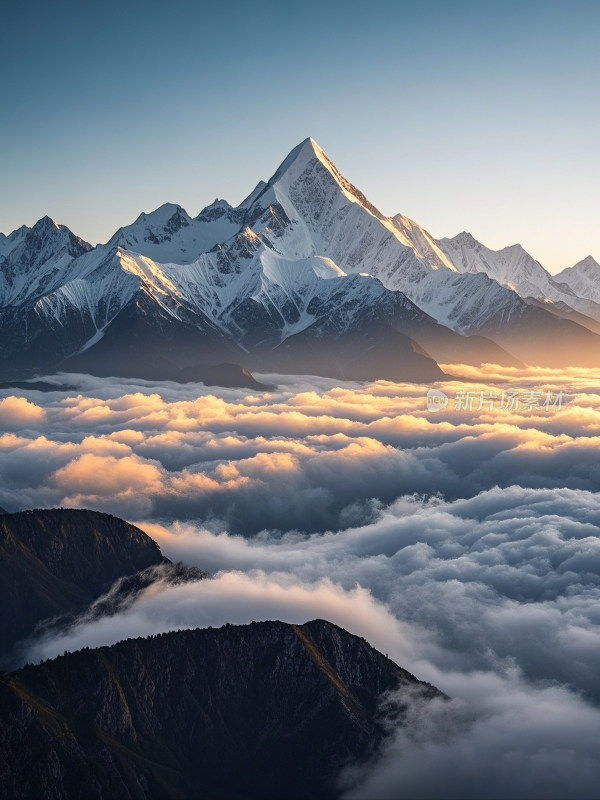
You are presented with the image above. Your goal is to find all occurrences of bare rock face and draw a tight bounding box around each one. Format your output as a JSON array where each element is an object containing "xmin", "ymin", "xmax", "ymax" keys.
[
  {"xmin": 0, "ymin": 508, "xmax": 167, "ymax": 659},
  {"xmin": 0, "ymin": 620, "xmax": 442, "ymax": 800}
]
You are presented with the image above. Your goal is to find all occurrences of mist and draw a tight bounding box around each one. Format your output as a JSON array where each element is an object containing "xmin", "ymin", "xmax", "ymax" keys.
[{"xmin": 3, "ymin": 367, "xmax": 600, "ymax": 798}]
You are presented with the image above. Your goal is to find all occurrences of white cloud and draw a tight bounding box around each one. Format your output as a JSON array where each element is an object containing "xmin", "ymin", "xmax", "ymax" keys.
[
  {"xmin": 4, "ymin": 368, "xmax": 600, "ymax": 797},
  {"xmin": 343, "ymin": 669, "xmax": 600, "ymax": 799}
]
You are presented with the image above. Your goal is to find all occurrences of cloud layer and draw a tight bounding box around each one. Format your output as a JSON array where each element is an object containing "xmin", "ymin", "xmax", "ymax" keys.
[
  {"xmin": 3, "ymin": 367, "xmax": 600, "ymax": 798},
  {"xmin": 24, "ymin": 484, "xmax": 600, "ymax": 798},
  {"xmin": 2, "ymin": 366, "xmax": 600, "ymax": 533}
]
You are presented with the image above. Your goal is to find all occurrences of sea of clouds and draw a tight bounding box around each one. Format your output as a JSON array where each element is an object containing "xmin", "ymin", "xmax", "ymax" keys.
[{"xmin": 2, "ymin": 366, "xmax": 600, "ymax": 798}]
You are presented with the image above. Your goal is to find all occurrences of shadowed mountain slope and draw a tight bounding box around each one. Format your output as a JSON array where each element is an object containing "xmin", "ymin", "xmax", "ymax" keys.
[
  {"xmin": 0, "ymin": 509, "xmax": 166, "ymax": 658},
  {"xmin": 0, "ymin": 619, "xmax": 442, "ymax": 800}
]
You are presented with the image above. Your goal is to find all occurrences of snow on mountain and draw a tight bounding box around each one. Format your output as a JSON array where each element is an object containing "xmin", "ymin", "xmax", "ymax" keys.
[
  {"xmin": 8, "ymin": 162, "xmax": 435, "ymax": 356},
  {"xmin": 35, "ymin": 249, "xmax": 141, "ymax": 343},
  {"xmin": 437, "ymin": 232, "xmax": 600, "ymax": 322},
  {"xmin": 105, "ymin": 200, "xmax": 242, "ymax": 264},
  {"xmin": 22, "ymin": 138, "xmax": 517, "ymax": 344},
  {"xmin": 104, "ymin": 235, "xmax": 417, "ymax": 350},
  {"xmin": 216, "ymin": 138, "xmax": 600, "ymax": 364},
  {"xmin": 0, "ymin": 225, "xmax": 30, "ymax": 259},
  {"xmin": 227, "ymin": 138, "xmax": 534, "ymax": 336},
  {"xmin": 555, "ymin": 256, "xmax": 600, "ymax": 304},
  {"xmin": 391, "ymin": 214, "xmax": 456, "ymax": 271},
  {"xmin": 3, "ymin": 136, "xmax": 600, "ymax": 377},
  {"xmin": 0, "ymin": 217, "xmax": 92, "ymax": 307},
  {"xmin": 239, "ymin": 137, "xmax": 426, "ymax": 269}
]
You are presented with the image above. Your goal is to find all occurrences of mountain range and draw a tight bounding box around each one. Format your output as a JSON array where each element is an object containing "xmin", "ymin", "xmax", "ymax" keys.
[{"xmin": 2, "ymin": 137, "xmax": 600, "ymax": 384}]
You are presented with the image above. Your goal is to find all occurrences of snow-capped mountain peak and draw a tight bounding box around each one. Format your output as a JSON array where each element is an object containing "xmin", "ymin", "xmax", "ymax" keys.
[
  {"xmin": 103, "ymin": 200, "xmax": 241, "ymax": 265},
  {"xmin": 201, "ymin": 198, "xmax": 232, "ymax": 212},
  {"xmin": 195, "ymin": 198, "xmax": 236, "ymax": 224},
  {"xmin": 108, "ymin": 203, "xmax": 192, "ymax": 247},
  {"xmin": 555, "ymin": 255, "xmax": 600, "ymax": 304},
  {"xmin": 571, "ymin": 255, "xmax": 600, "ymax": 273},
  {"xmin": 0, "ymin": 216, "xmax": 92, "ymax": 307},
  {"xmin": 0, "ymin": 224, "xmax": 30, "ymax": 259},
  {"xmin": 238, "ymin": 180, "xmax": 268, "ymax": 209},
  {"xmin": 391, "ymin": 214, "xmax": 456, "ymax": 271},
  {"xmin": 437, "ymin": 230, "xmax": 600, "ymax": 317},
  {"xmin": 37, "ymin": 215, "xmax": 61, "ymax": 230},
  {"xmin": 263, "ymin": 136, "xmax": 388, "ymax": 223},
  {"xmin": 451, "ymin": 231, "xmax": 479, "ymax": 247}
]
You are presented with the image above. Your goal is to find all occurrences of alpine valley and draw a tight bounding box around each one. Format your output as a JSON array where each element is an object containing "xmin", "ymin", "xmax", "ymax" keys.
[{"xmin": 2, "ymin": 137, "xmax": 600, "ymax": 386}]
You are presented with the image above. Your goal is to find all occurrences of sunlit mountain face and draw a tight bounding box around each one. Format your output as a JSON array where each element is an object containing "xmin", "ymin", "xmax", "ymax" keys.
[
  {"xmin": 1, "ymin": 141, "xmax": 600, "ymax": 800},
  {"xmin": 2, "ymin": 139, "xmax": 600, "ymax": 388}
]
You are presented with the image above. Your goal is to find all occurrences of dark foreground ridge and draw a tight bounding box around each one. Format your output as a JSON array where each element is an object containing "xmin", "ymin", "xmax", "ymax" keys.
[
  {"xmin": 0, "ymin": 508, "xmax": 166, "ymax": 659},
  {"xmin": 0, "ymin": 619, "xmax": 442, "ymax": 800}
]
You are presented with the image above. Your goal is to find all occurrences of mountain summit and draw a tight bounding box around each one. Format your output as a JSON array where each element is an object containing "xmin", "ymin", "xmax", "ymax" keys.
[
  {"xmin": 2, "ymin": 138, "xmax": 600, "ymax": 380},
  {"xmin": 0, "ymin": 618, "xmax": 442, "ymax": 800},
  {"xmin": 556, "ymin": 255, "xmax": 600, "ymax": 305}
]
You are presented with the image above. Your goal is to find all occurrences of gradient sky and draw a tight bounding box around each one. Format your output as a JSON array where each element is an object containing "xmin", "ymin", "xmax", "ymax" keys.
[{"xmin": 1, "ymin": 0, "xmax": 598, "ymax": 272}]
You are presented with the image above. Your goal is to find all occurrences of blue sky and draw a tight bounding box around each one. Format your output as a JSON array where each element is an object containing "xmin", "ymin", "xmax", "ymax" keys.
[{"xmin": 1, "ymin": 0, "xmax": 598, "ymax": 271}]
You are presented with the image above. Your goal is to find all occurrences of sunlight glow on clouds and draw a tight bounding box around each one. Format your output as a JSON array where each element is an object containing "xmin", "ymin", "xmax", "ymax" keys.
[
  {"xmin": 1, "ymin": 366, "xmax": 600, "ymax": 531},
  {"xmin": 5, "ymin": 367, "xmax": 600, "ymax": 798},
  {"xmin": 0, "ymin": 395, "xmax": 47, "ymax": 427}
]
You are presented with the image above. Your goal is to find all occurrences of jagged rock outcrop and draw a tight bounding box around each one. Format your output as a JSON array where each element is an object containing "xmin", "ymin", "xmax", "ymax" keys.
[{"xmin": 0, "ymin": 619, "xmax": 442, "ymax": 800}]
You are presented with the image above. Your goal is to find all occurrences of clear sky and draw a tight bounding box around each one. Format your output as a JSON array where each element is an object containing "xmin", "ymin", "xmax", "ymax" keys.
[{"xmin": 1, "ymin": 0, "xmax": 598, "ymax": 272}]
